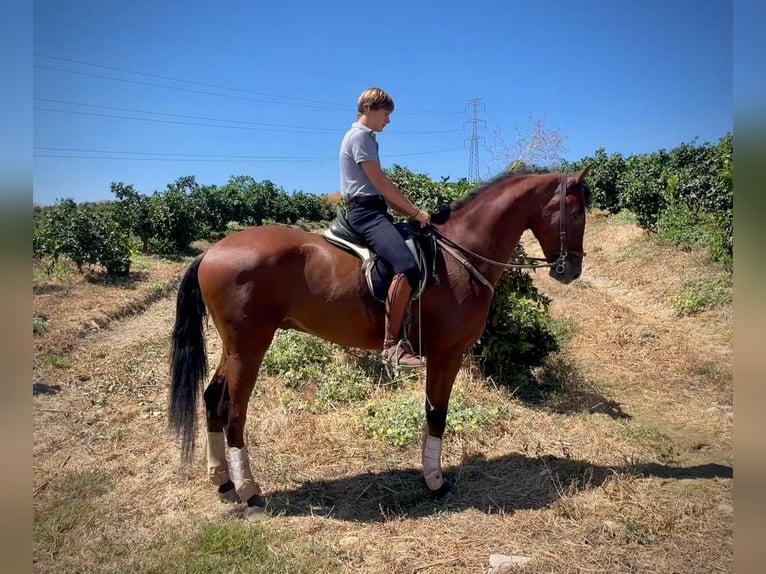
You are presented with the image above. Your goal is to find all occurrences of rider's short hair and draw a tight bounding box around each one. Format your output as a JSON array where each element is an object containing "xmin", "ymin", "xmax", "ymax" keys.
[{"xmin": 357, "ymin": 88, "xmax": 395, "ymax": 115}]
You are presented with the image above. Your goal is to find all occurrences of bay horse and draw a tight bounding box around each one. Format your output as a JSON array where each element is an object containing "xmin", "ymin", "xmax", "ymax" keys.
[{"xmin": 169, "ymin": 168, "xmax": 590, "ymax": 519}]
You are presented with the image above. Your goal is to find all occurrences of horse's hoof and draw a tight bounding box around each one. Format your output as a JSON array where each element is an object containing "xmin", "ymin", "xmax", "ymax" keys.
[
  {"xmin": 430, "ymin": 478, "xmax": 452, "ymax": 499},
  {"xmin": 218, "ymin": 489, "xmax": 241, "ymax": 503},
  {"xmin": 243, "ymin": 494, "xmax": 267, "ymax": 521},
  {"xmin": 217, "ymin": 481, "xmax": 241, "ymax": 504},
  {"xmin": 244, "ymin": 505, "xmax": 267, "ymax": 521}
]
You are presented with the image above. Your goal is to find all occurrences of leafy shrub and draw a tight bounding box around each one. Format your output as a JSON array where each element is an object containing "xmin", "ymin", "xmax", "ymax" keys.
[
  {"xmin": 671, "ymin": 275, "xmax": 732, "ymax": 315},
  {"xmin": 655, "ymin": 202, "xmax": 732, "ymax": 270},
  {"xmin": 290, "ymin": 191, "xmax": 335, "ymax": 222},
  {"xmin": 473, "ymin": 255, "xmax": 559, "ymax": 387},
  {"xmin": 618, "ymin": 151, "xmax": 670, "ymax": 229},
  {"xmin": 583, "ymin": 147, "xmax": 625, "ymax": 213},
  {"xmin": 316, "ymin": 363, "xmax": 371, "ymax": 409},
  {"xmin": 707, "ymin": 209, "xmax": 733, "ymax": 270},
  {"xmin": 147, "ymin": 177, "xmax": 204, "ymax": 254},
  {"xmin": 111, "ymin": 182, "xmax": 154, "ymax": 251},
  {"xmin": 262, "ymin": 331, "xmax": 375, "ymax": 409},
  {"xmin": 655, "ymin": 203, "xmax": 712, "ymax": 251},
  {"xmin": 261, "ymin": 331, "xmax": 336, "ymax": 389},
  {"xmin": 612, "ymin": 209, "xmax": 638, "ymax": 224},
  {"xmin": 566, "ymin": 134, "xmax": 733, "ymax": 269},
  {"xmin": 361, "ymin": 385, "xmax": 508, "ymax": 447},
  {"xmin": 33, "ymin": 199, "xmax": 131, "ymax": 276},
  {"xmin": 386, "ymin": 164, "xmax": 471, "ymax": 214},
  {"xmin": 225, "ymin": 221, "xmax": 249, "ymax": 236},
  {"xmin": 667, "ymin": 137, "xmax": 732, "ymax": 214}
]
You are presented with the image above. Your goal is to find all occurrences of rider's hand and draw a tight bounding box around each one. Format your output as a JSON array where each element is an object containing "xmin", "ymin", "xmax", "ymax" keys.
[{"xmin": 412, "ymin": 210, "xmax": 431, "ymax": 226}]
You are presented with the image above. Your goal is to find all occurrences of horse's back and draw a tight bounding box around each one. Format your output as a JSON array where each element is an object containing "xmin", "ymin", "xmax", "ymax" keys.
[
  {"xmin": 196, "ymin": 224, "xmax": 381, "ymax": 349},
  {"xmin": 200, "ymin": 225, "xmax": 327, "ymax": 274},
  {"xmin": 207, "ymin": 224, "xmax": 313, "ymax": 256}
]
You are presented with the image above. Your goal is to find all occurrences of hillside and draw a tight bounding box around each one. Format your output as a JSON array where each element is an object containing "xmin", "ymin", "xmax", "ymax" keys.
[{"xmin": 33, "ymin": 212, "xmax": 733, "ymax": 573}]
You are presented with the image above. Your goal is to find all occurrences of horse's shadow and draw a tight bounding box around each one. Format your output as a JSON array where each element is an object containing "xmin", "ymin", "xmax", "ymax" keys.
[{"xmin": 263, "ymin": 453, "xmax": 732, "ymax": 522}]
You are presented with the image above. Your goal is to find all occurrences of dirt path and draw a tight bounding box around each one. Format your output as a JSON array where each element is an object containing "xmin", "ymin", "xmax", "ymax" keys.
[{"xmin": 521, "ymin": 216, "xmax": 733, "ymax": 469}]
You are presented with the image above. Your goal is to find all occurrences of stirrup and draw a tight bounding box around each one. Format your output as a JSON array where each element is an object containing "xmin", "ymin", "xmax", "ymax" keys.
[{"xmin": 382, "ymin": 340, "xmax": 426, "ymax": 371}]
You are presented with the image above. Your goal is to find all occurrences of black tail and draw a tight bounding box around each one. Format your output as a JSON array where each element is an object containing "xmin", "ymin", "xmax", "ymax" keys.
[{"xmin": 169, "ymin": 255, "xmax": 208, "ymax": 462}]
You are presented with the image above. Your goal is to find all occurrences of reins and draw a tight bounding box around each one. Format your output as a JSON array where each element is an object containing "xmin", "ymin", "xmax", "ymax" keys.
[{"xmin": 429, "ymin": 174, "xmax": 583, "ymax": 294}]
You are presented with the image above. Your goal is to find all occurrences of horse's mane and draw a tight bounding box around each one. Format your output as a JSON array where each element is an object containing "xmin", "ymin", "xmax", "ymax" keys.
[
  {"xmin": 430, "ymin": 170, "xmax": 591, "ymax": 225},
  {"xmin": 431, "ymin": 171, "xmax": 531, "ymax": 225}
]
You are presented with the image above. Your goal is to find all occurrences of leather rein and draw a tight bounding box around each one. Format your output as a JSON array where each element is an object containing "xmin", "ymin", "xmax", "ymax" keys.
[{"xmin": 430, "ymin": 174, "xmax": 583, "ymax": 296}]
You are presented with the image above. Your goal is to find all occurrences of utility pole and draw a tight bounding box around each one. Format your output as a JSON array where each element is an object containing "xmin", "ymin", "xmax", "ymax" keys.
[{"xmin": 465, "ymin": 99, "xmax": 485, "ymax": 183}]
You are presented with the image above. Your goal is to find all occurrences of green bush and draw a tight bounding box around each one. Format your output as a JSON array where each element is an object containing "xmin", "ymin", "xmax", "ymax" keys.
[
  {"xmin": 361, "ymin": 385, "xmax": 508, "ymax": 447},
  {"xmin": 655, "ymin": 203, "xmax": 712, "ymax": 251},
  {"xmin": 261, "ymin": 331, "xmax": 336, "ymax": 389},
  {"xmin": 316, "ymin": 363, "xmax": 371, "ymax": 409},
  {"xmin": 147, "ymin": 177, "xmax": 204, "ymax": 254},
  {"xmin": 33, "ymin": 199, "xmax": 131, "ymax": 276},
  {"xmin": 568, "ymin": 134, "xmax": 733, "ymax": 267},
  {"xmin": 707, "ymin": 210, "xmax": 733, "ymax": 270},
  {"xmin": 583, "ymin": 147, "xmax": 625, "ymax": 213},
  {"xmin": 386, "ymin": 164, "xmax": 471, "ymax": 214},
  {"xmin": 262, "ymin": 331, "xmax": 375, "ymax": 409},
  {"xmin": 671, "ymin": 275, "xmax": 732, "ymax": 315},
  {"xmin": 655, "ymin": 202, "xmax": 732, "ymax": 270},
  {"xmin": 473, "ymin": 256, "xmax": 559, "ymax": 387},
  {"xmin": 618, "ymin": 151, "xmax": 670, "ymax": 229},
  {"xmin": 111, "ymin": 182, "xmax": 154, "ymax": 251}
]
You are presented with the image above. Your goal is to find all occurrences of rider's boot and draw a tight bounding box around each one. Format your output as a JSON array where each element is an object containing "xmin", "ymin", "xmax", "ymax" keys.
[{"xmin": 382, "ymin": 274, "xmax": 426, "ymax": 369}]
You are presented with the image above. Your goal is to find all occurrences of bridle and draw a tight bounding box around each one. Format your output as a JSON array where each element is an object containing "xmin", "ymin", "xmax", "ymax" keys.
[{"xmin": 431, "ymin": 174, "xmax": 584, "ymax": 295}]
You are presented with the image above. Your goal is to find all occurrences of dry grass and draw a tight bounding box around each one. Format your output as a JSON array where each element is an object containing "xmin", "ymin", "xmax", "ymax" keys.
[{"xmin": 33, "ymin": 216, "xmax": 733, "ymax": 573}]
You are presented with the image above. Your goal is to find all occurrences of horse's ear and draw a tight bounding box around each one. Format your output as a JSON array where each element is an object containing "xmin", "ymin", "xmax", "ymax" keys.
[{"xmin": 568, "ymin": 165, "xmax": 590, "ymax": 185}]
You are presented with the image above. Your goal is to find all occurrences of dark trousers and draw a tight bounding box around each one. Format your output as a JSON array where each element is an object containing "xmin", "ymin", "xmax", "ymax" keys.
[{"xmin": 347, "ymin": 197, "xmax": 419, "ymax": 289}]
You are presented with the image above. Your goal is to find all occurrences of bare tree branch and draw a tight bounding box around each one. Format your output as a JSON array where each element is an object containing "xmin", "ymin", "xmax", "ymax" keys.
[{"xmin": 486, "ymin": 113, "xmax": 568, "ymax": 176}]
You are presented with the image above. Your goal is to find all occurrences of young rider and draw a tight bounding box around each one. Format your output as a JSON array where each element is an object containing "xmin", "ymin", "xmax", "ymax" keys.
[{"xmin": 339, "ymin": 87, "xmax": 431, "ymax": 369}]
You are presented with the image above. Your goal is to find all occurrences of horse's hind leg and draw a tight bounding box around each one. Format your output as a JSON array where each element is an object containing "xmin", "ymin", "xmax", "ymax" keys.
[
  {"xmin": 203, "ymin": 353, "xmax": 239, "ymax": 503},
  {"xmin": 222, "ymin": 332, "xmax": 275, "ymax": 520}
]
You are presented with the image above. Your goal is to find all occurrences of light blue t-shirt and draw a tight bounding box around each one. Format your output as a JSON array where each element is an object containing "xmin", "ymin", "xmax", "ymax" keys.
[{"xmin": 339, "ymin": 122, "xmax": 380, "ymax": 201}]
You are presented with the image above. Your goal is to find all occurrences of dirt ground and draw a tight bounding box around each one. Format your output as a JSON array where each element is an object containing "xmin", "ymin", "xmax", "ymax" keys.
[{"xmin": 33, "ymin": 214, "xmax": 733, "ymax": 573}]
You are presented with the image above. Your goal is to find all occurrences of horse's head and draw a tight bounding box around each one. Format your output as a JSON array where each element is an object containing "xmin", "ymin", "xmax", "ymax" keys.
[{"xmin": 530, "ymin": 167, "xmax": 590, "ymax": 284}]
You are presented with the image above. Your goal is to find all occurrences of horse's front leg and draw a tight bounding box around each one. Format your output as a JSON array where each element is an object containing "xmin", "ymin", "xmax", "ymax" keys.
[
  {"xmin": 422, "ymin": 351, "xmax": 463, "ymax": 498},
  {"xmin": 203, "ymin": 361, "xmax": 240, "ymax": 503}
]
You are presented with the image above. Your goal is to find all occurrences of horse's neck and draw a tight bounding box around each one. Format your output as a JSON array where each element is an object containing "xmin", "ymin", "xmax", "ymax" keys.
[{"xmin": 442, "ymin": 176, "xmax": 557, "ymax": 285}]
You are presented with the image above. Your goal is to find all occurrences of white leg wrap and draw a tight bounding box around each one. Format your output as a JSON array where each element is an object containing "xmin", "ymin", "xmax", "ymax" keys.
[
  {"xmin": 227, "ymin": 446, "xmax": 262, "ymax": 502},
  {"xmin": 207, "ymin": 432, "xmax": 230, "ymax": 486},
  {"xmin": 422, "ymin": 434, "xmax": 444, "ymax": 491}
]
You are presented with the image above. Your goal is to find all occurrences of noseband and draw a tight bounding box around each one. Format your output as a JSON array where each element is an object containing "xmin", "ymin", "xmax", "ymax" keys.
[
  {"xmin": 432, "ymin": 174, "xmax": 585, "ymax": 294},
  {"xmin": 551, "ymin": 173, "xmax": 586, "ymax": 275}
]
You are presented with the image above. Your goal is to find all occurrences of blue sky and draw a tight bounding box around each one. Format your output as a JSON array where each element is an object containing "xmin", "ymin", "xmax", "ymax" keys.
[{"xmin": 32, "ymin": 0, "xmax": 733, "ymax": 206}]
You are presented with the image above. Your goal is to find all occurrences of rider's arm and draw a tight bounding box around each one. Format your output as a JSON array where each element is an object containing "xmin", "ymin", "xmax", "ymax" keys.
[{"xmin": 360, "ymin": 161, "xmax": 431, "ymax": 225}]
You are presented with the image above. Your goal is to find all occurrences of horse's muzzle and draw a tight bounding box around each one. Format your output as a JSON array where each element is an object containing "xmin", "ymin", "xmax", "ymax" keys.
[{"xmin": 549, "ymin": 255, "xmax": 583, "ymax": 284}]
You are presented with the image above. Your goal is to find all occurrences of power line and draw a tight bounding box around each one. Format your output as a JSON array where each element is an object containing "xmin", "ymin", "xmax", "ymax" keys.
[
  {"xmin": 35, "ymin": 64, "xmax": 345, "ymax": 110},
  {"xmin": 33, "ymin": 146, "xmax": 464, "ymax": 162},
  {"xmin": 34, "ymin": 106, "xmax": 342, "ymax": 134},
  {"xmin": 33, "ymin": 53, "xmax": 464, "ymax": 116},
  {"xmin": 34, "ymin": 53, "xmax": 350, "ymax": 108},
  {"xmin": 34, "ymin": 146, "xmax": 332, "ymax": 159},
  {"xmin": 33, "ymin": 154, "xmax": 335, "ymax": 163},
  {"xmin": 33, "ymin": 98, "xmax": 465, "ymax": 135}
]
